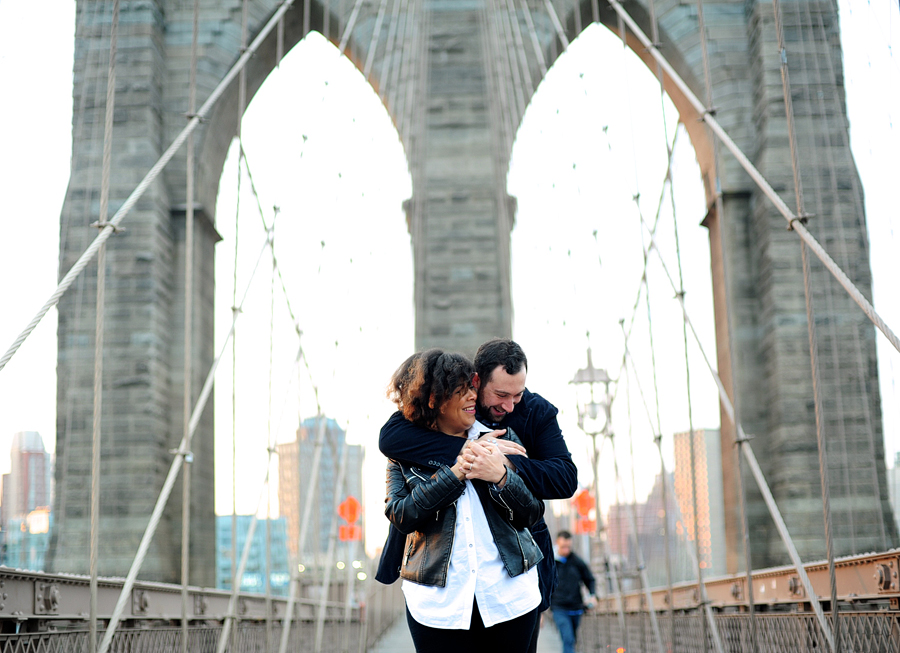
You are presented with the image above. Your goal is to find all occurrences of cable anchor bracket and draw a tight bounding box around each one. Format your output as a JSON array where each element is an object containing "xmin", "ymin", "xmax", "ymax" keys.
[
  {"xmin": 90, "ymin": 220, "xmax": 125, "ymax": 235},
  {"xmin": 787, "ymin": 213, "xmax": 813, "ymax": 231}
]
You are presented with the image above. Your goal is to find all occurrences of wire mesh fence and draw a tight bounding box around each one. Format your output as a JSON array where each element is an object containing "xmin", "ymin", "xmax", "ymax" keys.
[{"xmin": 581, "ymin": 609, "xmax": 900, "ymax": 652}]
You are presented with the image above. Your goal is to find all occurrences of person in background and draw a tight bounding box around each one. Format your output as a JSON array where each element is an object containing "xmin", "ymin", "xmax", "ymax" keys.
[{"xmin": 550, "ymin": 530, "xmax": 597, "ymax": 653}]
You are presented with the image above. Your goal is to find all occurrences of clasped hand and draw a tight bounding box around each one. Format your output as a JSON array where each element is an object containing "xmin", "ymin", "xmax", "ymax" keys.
[{"xmin": 456, "ymin": 430, "xmax": 528, "ymax": 486}]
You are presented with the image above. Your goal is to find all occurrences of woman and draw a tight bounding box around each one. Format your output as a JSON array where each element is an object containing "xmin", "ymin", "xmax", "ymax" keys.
[{"xmin": 384, "ymin": 348, "xmax": 544, "ymax": 652}]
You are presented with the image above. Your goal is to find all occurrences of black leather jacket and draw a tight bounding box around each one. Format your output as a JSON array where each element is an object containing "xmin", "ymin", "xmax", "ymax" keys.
[{"xmin": 385, "ymin": 440, "xmax": 545, "ymax": 587}]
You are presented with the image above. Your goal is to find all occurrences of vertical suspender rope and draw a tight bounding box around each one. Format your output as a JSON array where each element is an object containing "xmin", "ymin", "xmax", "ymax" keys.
[
  {"xmin": 518, "ymin": 0, "xmax": 547, "ymax": 77},
  {"xmin": 543, "ymin": 0, "xmax": 570, "ymax": 50},
  {"xmin": 636, "ymin": 212, "xmax": 837, "ymax": 649},
  {"xmin": 90, "ymin": 2, "xmax": 119, "ymax": 651},
  {"xmin": 59, "ymin": 2, "xmax": 112, "ymax": 544},
  {"xmin": 502, "ymin": 0, "xmax": 535, "ymax": 100},
  {"xmin": 379, "ymin": 0, "xmax": 403, "ymax": 102},
  {"xmin": 771, "ymin": 0, "xmax": 839, "ymax": 648},
  {"xmin": 493, "ymin": 0, "xmax": 527, "ymax": 120},
  {"xmin": 315, "ymin": 439, "xmax": 351, "ymax": 653},
  {"xmin": 181, "ymin": 2, "xmax": 200, "ymax": 651},
  {"xmin": 215, "ymin": 430, "xmax": 281, "ymax": 653},
  {"xmin": 265, "ymin": 235, "xmax": 276, "ymax": 652},
  {"xmin": 231, "ymin": 2, "xmax": 249, "ymax": 646},
  {"xmin": 675, "ymin": 0, "xmax": 760, "ymax": 627},
  {"xmin": 481, "ymin": 1, "xmax": 514, "ymax": 155},
  {"xmin": 97, "ymin": 231, "xmax": 275, "ymax": 653},
  {"xmin": 386, "ymin": 0, "xmax": 409, "ymax": 114},
  {"xmin": 608, "ymin": 435, "xmax": 665, "ymax": 653},
  {"xmin": 807, "ymin": 1, "xmax": 886, "ymax": 549},
  {"xmin": 363, "ymin": 0, "xmax": 390, "ymax": 79},
  {"xmin": 277, "ymin": 414, "xmax": 328, "ymax": 653}
]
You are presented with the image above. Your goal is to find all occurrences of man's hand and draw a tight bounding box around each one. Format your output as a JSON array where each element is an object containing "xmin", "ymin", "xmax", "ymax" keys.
[{"xmin": 474, "ymin": 429, "xmax": 528, "ymax": 458}]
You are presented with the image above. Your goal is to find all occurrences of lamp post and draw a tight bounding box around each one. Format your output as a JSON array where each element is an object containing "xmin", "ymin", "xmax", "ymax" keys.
[
  {"xmin": 569, "ymin": 345, "xmax": 613, "ymax": 576},
  {"xmin": 570, "ymin": 343, "xmax": 631, "ymax": 642}
]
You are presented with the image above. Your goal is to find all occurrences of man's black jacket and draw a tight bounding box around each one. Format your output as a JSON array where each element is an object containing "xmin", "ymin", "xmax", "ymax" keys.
[
  {"xmin": 550, "ymin": 551, "xmax": 596, "ymax": 611},
  {"xmin": 376, "ymin": 389, "xmax": 578, "ymax": 611}
]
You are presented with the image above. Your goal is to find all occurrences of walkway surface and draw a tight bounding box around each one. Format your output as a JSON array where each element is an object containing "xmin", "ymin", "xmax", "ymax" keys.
[{"xmin": 369, "ymin": 613, "xmax": 562, "ymax": 653}]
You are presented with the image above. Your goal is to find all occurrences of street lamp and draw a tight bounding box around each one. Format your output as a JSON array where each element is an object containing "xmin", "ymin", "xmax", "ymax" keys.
[{"xmin": 569, "ymin": 344, "xmax": 613, "ymax": 574}]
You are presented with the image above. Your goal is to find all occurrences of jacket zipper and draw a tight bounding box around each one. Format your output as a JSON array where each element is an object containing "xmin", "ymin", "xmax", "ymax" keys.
[{"xmin": 496, "ymin": 492, "xmax": 514, "ymax": 521}]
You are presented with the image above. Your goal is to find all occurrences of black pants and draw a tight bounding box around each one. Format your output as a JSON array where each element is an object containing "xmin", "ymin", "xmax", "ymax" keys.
[{"xmin": 406, "ymin": 600, "xmax": 539, "ymax": 653}]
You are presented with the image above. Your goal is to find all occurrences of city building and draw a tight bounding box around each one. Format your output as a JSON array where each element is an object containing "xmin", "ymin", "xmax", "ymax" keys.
[
  {"xmin": 216, "ymin": 515, "xmax": 290, "ymax": 595},
  {"xmin": 276, "ymin": 416, "xmax": 364, "ymax": 567},
  {"xmin": 1, "ymin": 432, "xmax": 53, "ymax": 571},
  {"xmin": 672, "ymin": 428, "xmax": 727, "ymax": 577}
]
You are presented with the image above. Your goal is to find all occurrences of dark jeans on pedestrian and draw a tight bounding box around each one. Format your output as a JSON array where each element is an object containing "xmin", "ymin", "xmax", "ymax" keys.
[
  {"xmin": 406, "ymin": 600, "xmax": 538, "ymax": 653},
  {"xmin": 550, "ymin": 607, "xmax": 583, "ymax": 653}
]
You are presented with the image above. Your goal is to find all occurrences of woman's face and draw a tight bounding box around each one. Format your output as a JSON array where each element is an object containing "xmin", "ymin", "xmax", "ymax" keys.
[{"xmin": 435, "ymin": 384, "xmax": 477, "ymax": 436}]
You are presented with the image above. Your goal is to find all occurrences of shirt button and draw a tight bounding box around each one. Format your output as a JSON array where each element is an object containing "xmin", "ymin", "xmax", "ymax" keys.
[
  {"xmin": 469, "ymin": 544, "xmax": 473, "ymax": 548},
  {"xmin": 471, "ymin": 570, "xmax": 476, "ymax": 574}
]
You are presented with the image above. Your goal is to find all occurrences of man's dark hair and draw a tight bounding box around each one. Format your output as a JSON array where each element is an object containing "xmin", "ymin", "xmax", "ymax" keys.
[
  {"xmin": 557, "ymin": 530, "xmax": 573, "ymax": 540},
  {"xmin": 474, "ymin": 338, "xmax": 527, "ymax": 384}
]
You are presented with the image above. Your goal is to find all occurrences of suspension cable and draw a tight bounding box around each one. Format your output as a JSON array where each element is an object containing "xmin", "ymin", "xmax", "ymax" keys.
[
  {"xmin": 180, "ymin": 2, "xmax": 201, "ymax": 650},
  {"xmin": 481, "ymin": 1, "xmax": 515, "ymax": 155},
  {"xmin": 215, "ymin": 442, "xmax": 280, "ymax": 653},
  {"xmin": 491, "ymin": 0, "xmax": 526, "ymax": 121},
  {"xmin": 771, "ymin": 0, "xmax": 839, "ymax": 647},
  {"xmin": 97, "ymin": 227, "xmax": 276, "ymax": 653},
  {"xmin": 278, "ymin": 412, "xmax": 329, "ymax": 653},
  {"xmin": 641, "ymin": 0, "xmax": 679, "ymax": 639},
  {"xmin": 89, "ymin": 2, "xmax": 120, "ymax": 650},
  {"xmin": 363, "ymin": 0, "xmax": 390, "ymax": 78},
  {"xmin": 265, "ymin": 228, "xmax": 276, "ymax": 651},
  {"xmin": 635, "ymin": 212, "xmax": 836, "ymax": 649},
  {"xmin": 0, "ymin": 0, "xmax": 305, "ymax": 375},
  {"xmin": 518, "ymin": 0, "xmax": 547, "ymax": 77},
  {"xmin": 608, "ymin": 433, "xmax": 665, "ymax": 653},
  {"xmin": 231, "ymin": 2, "xmax": 250, "ymax": 645},
  {"xmin": 502, "ymin": 0, "xmax": 535, "ymax": 100},
  {"xmin": 598, "ymin": 0, "xmax": 900, "ymax": 356},
  {"xmin": 543, "ymin": 0, "xmax": 570, "ymax": 50},
  {"xmin": 58, "ymin": 1, "xmax": 115, "ymax": 548},
  {"xmin": 379, "ymin": 0, "xmax": 403, "ymax": 103},
  {"xmin": 805, "ymin": 0, "xmax": 887, "ymax": 549}
]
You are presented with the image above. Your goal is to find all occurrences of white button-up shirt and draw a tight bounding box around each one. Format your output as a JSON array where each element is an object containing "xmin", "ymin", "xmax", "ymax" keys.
[{"xmin": 403, "ymin": 421, "xmax": 540, "ymax": 629}]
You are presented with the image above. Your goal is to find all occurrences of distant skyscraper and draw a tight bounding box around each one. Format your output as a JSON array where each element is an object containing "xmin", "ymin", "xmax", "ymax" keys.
[
  {"xmin": 215, "ymin": 515, "xmax": 290, "ymax": 595},
  {"xmin": 673, "ymin": 429, "xmax": 727, "ymax": 577},
  {"xmin": 277, "ymin": 417, "xmax": 364, "ymax": 566},
  {"xmin": 1, "ymin": 432, "xmax": 53, "ymax": 571},
  {"xmin": 1, "ymin": 432, "xmax": 52, "ymax": 532}
]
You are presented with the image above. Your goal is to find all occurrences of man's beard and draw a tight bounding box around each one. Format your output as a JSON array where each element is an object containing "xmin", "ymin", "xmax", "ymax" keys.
[{"xmin": 476, "ymin": 400, "xmax": 502, "ymax": 426}]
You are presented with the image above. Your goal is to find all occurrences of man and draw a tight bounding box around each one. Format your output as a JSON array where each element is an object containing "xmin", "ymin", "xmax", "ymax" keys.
[
  {"xmin": 550, "ymin": 530, "xmax": 596, "ymax": 653},
  {"xmin": 376, "ymin": 338, "xmax": 578, "ymax": 652}
]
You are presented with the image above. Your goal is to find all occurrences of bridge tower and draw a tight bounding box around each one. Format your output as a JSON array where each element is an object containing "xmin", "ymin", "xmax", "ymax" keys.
[{"xmin": 53, "ymin": 0, "xmax": 894, "ymax": 582}]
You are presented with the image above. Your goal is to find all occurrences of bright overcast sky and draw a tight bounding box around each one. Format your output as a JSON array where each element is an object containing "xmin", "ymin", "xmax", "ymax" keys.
[{"xmin": 0, "ymin": 1, "xmax": 898, "ymax": 555}]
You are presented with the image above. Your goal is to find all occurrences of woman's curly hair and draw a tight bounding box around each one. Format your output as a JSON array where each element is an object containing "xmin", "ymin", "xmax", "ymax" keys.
[{"xmin": 387, "ymin": 349, "xmax": 475, "ymax": 430}]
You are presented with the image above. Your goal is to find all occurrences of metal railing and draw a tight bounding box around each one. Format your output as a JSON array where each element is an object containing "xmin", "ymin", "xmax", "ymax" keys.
[
  {"xmin": 0, "ymin": 567, "xmax": 406, "ymax": 653},
  {"xmin": 582, "ymin": 610, "xmax": 900, "ymax": 652}
]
